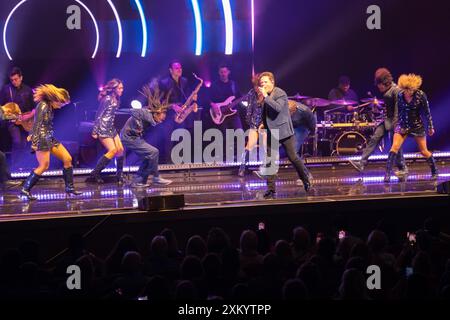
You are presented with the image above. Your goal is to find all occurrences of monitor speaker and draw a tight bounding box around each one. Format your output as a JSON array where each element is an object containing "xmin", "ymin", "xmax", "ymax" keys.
[
  {"xmin": 437, "ymin": 181, "xmax": 450, "ymax": 194},
  {"xmin": 138, "ymin": 194, "xmax": 185, "ymax": 211}
]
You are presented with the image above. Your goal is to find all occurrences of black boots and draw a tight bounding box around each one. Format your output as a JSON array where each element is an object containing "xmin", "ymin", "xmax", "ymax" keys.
[
  {"xmin": 21, "ymin": 171, "xmax": 41, "ymax": 200},
  {"xmin": 116, "ymin": 157, "xmax": 124, "ymax": 184},
  {"xmin": 238, "ymin": 150, "xmax": 249, "ymax": 177},
  {"xmin": 426, "ymin": 156, "xmax": 439, "ymax": 179},
  {"xmin": 384, "ymin": 151, "xmax": 397, "ymax": 183},
  {"xmin": 86, "ymin": 155, "xmax": 111, "ymax": 183},
  {"xmin": 63, "ymin": 167, "xmax": 82, "ymax": 195}
]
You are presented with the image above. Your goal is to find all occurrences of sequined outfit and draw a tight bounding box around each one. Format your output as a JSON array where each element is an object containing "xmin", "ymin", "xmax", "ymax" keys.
[
  {"xmin": 395, "ymin": 90, "xmax": 433, "ymax": 137},
  {"xmin": 30, "ymin": 102, "xmax": 59, "ymax": 151},
  {"xmin": 92, "ymin": 95, "xmax": 119, "ymax": 138},
  {"xmin": 244, "ymin": 89, "xmax": 263, "ymax": 129}
]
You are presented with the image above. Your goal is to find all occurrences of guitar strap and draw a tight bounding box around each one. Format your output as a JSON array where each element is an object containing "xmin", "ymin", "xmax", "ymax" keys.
[
  {"xmin": 9, "ymin": 86, "xmax": 14, "ymax": 103},
  {"xmin": 231, "ymin": 81, "xmax": 237, "ymax": 97}
]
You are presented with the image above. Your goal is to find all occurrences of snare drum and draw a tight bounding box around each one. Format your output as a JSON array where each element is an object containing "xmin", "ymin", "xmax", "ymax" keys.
[{"xmin": 334, "ymin": 131, "xmax": 367, "ymax": 156}]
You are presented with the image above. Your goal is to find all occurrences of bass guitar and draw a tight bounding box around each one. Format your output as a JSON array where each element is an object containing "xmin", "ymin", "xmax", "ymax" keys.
[{"xmin": 210, "ymin": 94, "xmax": 248, "ymax": 125}]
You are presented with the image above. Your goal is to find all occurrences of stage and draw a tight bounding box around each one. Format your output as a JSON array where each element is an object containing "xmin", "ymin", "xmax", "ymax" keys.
[
  {"xmin": 1, "ymin": 155, "xmax": 449, "ymax": 262},
  {"xmin": 1, "ymin": 156, "xmax": 449, "ymax": 218}
]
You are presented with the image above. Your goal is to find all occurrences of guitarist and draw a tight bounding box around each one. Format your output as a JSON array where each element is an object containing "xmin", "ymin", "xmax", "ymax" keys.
[
  {"xmin": 0, "ymin": 67, "xmax": 35, "ymax": 168},
  {"xmin": 209, "ymin": 64, "xmax": 243, "ymax": 161},
  {"xmin": 209, "ymin": 64, "xmax": 243, "ymax": 130},
  {"xmin": 157, "ymin": 60, "xmax": 199, "ymax": 163}
]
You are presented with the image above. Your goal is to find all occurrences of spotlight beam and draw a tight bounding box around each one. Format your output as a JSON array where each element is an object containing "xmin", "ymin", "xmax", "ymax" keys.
[
  {"xmin": 221, "ymin": 0, "xmax": 233, "ymax": 55},
  {"xmin": 106, "ymin": 0, "xmax": 123, "ymax": 58},
  {"xmin": 134, "ymin": 0, "xmax": 148, "ymax": 57},
  {"xmin": 190, "ymin": 0, "xmax": 203, "ymax": 56}
]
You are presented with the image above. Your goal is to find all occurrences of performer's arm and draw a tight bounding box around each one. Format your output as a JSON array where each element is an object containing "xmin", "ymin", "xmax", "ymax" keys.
[
  {"xmin": 421, "ymin": 92, "xmax": 434, "ymax": 134},
  {"xmin": 30, "ymin": 103, "xmax": 46, "ymax": 149},
  {"xmin": 134, "ymin": 109, "xmax": 157, "ymax": 126},
  {"xmin": 264, "ymin": 90, "xmax": 288, "ymax": 113},
  {"xmin": 92, "ymin": 97, "xmax": 109, "ymax": 137}
]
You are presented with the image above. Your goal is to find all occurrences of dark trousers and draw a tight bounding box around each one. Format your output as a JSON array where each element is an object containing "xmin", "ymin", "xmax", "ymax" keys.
[
  {"xmin": 0, "ymin": 151, "xmax": 11, "ymax": 183},
  {"xmin": 122, "ymin": 136, "xmax": 160, "ymax": 183},
  {"xmin": 361, "ymin": 119, "xmax": 405, "ymax": 167},
  {"xmin": 266, "ymin": 134, "xmax": 310, "ymax": 192},
  {"xmin": 294, "ymin": 127, "xmax": 310, "ymax": 156}
]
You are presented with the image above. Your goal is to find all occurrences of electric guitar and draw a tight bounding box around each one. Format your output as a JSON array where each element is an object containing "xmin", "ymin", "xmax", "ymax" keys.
[
  {"xmin": 1, "ymin": 102, "xmax": 34, "ymax": 132},
  {"xmin": 173, "ymin": 73, "xmax": 203, "ymax": 124},
  {"xmin": 210, "ymin": 95, "xmax": 248, "ymax": 125}
]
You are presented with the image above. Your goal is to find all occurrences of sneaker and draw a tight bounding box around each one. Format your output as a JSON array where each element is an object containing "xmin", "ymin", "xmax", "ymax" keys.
[
  {"xmin": 263, "ymin": 190, "xmax": 276, "ymax": 199},
  {"xmin": 2, "ymin": 180, "xmax": 22, "ymax": 190},
  {"xmin": 253, "ymin": 170, "xmax": 266, "ymax": 180},
  {"xmin": 152, "ymin": 176, "xmax": 173, "ymax": 185},
  {"xmin": 394, "ymin": 166, "xmax": 409, "ymax": 177},
  {"xmin": 131, "ymin": 182, "xmax": 150, "ymax": 188},
  {"xmin": 349, "ymin": 160, "xmax": 364, "ymax": 172}
]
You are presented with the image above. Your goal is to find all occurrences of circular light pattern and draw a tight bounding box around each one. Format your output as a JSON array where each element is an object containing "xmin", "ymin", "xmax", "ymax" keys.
[{"xmin": 3, "ymin": 0, "xmax": 100, "ymax": 60}]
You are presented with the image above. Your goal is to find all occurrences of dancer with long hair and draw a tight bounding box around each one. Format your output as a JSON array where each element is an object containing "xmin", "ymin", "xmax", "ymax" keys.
[
  {"xmin": 384, "ymin": 74, "xmax": 438, "ymax": 182},
  {"xmin": 21, "ymin": 85, "xmax": 81, "ymax": 200},
  {"xmin": 86, "ymin": 79, "xmax": 125, "ymax": 184},
  {"xmin": 237, "ymin": 73, "xmax": 267, "ymax": 177}
]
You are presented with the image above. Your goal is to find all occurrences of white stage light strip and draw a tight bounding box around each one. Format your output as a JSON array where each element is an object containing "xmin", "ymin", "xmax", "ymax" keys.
[
  {"xmin": 74, "ymin": 0, "xmax": 100, "ymax": 58},
  {"xmin": 107, "ymin": 0, "xmax": 123, "ymax": 58},
  {"xmin": 190, "ymin": 0, "xmax": 203, "ymax": 55},
  {"xmin": 134, "ymin": 0, "xmax": 148, "ymax": 57},
  {"xmin": 2, "ymin": 0, "xmax": 27, "ymax": 60},
  {"xmin": 222, "ymin": 0, "xmax": 234, "ymax": 55}
]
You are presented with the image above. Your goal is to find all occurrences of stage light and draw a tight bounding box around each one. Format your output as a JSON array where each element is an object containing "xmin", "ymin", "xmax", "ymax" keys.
[
  {"xmin": 3, "ymin": 0, "xmax": 26, "ymax": 60},
  {"xmin": 134, "ymin": 0, "xmax": 148, "ymax": 57},
  {"xmin": 251, "ymin": 0, "xmax": 255, "ymax": 75},
  {"xmin": 190, "ymin": 0, "xmax": 203, "ymax": 56},
  {"xmin": 107, "ymin": 0, "xmax": 123, "ymax": 58},
  {"xmin": 131, "ymin": 100, "xmax": 142, "ymax": 109},
  {"xmin": 74, "ymin": 0, "xmax": 100, "ymax": 58},
  {"xmin": 221, "ymin": 0, "xmax": 234, "ymax": 55}
]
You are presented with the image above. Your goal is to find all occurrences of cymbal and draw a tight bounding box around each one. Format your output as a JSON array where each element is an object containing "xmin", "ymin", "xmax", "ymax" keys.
[
  {"xmin": 360, "ymin": 98, "xmax": 385, "ymax": 104},
  {"xmin": 302, "ymin": 98, "xmax": 331, "ymax": 107},
  {"xmin": 330, "ymin": 99, "xmax": 357, "ymax": 106},
  {"xmin": 288, "ymin": 93, "xmax": 310, "ymax": 100}
]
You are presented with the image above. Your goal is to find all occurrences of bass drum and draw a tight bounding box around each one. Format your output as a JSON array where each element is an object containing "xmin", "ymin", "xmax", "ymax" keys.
[{"xmin": 334, "ymin": 131, "xmax": 367, "ymax": 156}]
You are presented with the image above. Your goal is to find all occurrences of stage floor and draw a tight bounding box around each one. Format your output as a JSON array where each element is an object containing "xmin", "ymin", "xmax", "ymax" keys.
[{"xmin": 0, "ymin": 161, "xmax": 448, "ymax": 221}]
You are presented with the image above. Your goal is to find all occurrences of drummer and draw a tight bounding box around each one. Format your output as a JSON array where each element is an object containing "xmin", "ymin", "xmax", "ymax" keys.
[{"xmin": 327, "ymin": 76, "xmax": 359, "ymax": 120}]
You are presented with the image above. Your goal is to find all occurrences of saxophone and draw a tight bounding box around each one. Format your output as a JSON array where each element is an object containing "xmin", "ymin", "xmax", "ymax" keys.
[{"xmin": 173, "ymin": 73, "xmax": 203, "ymax": 124}]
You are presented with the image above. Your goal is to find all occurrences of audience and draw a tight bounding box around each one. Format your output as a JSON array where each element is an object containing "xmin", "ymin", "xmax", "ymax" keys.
[{"xmin": 1, "ymin": 218, "xmax": 449, "ymax": 300}]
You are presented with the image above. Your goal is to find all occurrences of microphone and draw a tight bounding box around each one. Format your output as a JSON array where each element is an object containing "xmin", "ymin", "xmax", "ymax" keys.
[{"xmin": 367, "ymin": 91, "xmax": 373, "ymax": 97}]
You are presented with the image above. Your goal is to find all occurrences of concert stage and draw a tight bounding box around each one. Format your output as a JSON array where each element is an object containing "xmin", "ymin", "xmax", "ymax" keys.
[{"xmin": 1, "ymin": 155, "xmax": 449, "ymax": 261}]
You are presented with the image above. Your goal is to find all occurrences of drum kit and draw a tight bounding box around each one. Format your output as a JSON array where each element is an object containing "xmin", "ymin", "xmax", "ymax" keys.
[{"xmin": 288, "ymin": 93, "xmax": 386, "ymax": 156}]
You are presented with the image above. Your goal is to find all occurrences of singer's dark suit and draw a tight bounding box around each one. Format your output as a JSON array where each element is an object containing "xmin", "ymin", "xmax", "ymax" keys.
[{"xmin": 262, "ymin": 87, "xmax": 310, "ymax": 192}]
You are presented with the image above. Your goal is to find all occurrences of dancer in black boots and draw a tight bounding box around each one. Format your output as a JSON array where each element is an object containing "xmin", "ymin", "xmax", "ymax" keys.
[
  {"xmin": 21, "ymin": 85, "xmax": 81, "ymax": 200},
  {"xmin": 238, "ymin": 73, "xmax": 266, "ymax": 177},
  {"xmin": 86, "ymin": 79, "xmax": 125, "ymax": 184},
  {"xmin": 384, "ymin": 74, "xmax": 437, "ymax": 182}
]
